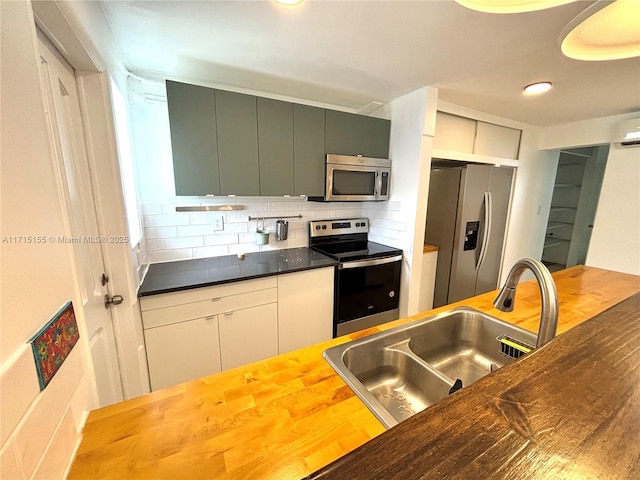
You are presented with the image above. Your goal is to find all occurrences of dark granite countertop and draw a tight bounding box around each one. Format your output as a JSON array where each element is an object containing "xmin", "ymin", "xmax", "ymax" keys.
[{"xmin": 138, "ymin": 247, "xmax": 338, "ymax": 297}]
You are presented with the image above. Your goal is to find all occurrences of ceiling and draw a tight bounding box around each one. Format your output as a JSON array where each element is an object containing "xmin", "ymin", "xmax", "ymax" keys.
[{"xmin": 99, "ymin": 0, "xmax": 640, "ymax": 126}]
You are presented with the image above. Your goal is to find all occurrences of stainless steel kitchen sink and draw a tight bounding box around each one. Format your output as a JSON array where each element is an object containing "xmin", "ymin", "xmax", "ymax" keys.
[{"xmin": 323, "ymin": 307, "xmax": 537, "ymax": 428}]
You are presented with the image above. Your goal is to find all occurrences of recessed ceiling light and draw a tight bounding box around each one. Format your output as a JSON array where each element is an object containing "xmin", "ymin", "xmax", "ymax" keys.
[
  {"xmin": 273, "ymin": 0, "xmax": 304, "ymax": 6},
  {"xmin": 454, "ymin": 0, "xmax": 575, "ymax": 14},
  {"xmin": 560, "ymin": 0, "xmax": 640, "ymax": 61},
  {"xmin": 524, "ymin": 82, "xmax": 553, "ymax": 95}
]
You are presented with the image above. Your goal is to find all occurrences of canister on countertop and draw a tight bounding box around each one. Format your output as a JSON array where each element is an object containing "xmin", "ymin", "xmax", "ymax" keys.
[{"xmin": 276, "ymin": 219, "xmax": 288, "ymax": 241}]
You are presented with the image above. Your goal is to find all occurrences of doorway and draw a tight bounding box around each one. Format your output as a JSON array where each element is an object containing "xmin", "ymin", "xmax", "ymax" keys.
[
  {"xmin": 39, "ymin": 33, "xmax": 125, "ymax": 406},
  {"xmin": 542, "ymin": 145, "xmax": 609, "ymax": 272}
]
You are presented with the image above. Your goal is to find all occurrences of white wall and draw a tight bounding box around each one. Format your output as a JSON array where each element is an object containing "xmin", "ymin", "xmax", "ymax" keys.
[
  {"xmin": 364, "ymin": 86, "xmax": 438, "ymax": 317},
  {"xmin": 539, "ymin": 113, "xmax": 640, "ymax": 275},
  {"xmin": 540, "ymin": 112, "xmax": 640, "ymax": 275},
  {"xmin": 1, "ymin": 1, "xmax": 97, "ymax": 478},
  {"xmin": 586, "ymin": 146, "xmax": 639, "ymax": 274},
  {"xmin": 500, "ymin": 130, "xmax": 558, "ymax": 281}
]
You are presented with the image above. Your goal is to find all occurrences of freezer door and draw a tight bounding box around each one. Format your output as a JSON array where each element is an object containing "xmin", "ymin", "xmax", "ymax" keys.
[
  {"xmin": 448, "ymin": 165, "xmax": 491, "ymax": 304},
  {"xmin": 475, "ymin": 167, "xmax": 514, "ymax": 294},
  {"xmin": 425, "ymin": 168, "xmax": 461, "ymax": 308}
]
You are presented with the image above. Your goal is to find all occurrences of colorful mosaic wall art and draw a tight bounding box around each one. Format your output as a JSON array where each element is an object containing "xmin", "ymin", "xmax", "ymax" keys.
[{"xmin": 29, "ymin": 301, "xmax": 80, "ymax": 390}]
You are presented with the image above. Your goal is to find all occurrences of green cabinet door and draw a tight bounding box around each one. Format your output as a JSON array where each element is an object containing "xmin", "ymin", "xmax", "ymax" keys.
[
  {"xmin": 166, "ymin": 80, "xmax": 220, "ymax": 196},
  {"xmin": 215, "ymin": 90, "xmax": 260, "ymax": 196},
  {"xmin": 325, "ymin": 110, "xmax": 390, "ymax": 159},
  {"xmin": 257, "ymin": 98, "xmax": 294, "ymax": 195},
  {"xmin": 293, "ymin": 105, "xmax": 325, "ymax": 197}
]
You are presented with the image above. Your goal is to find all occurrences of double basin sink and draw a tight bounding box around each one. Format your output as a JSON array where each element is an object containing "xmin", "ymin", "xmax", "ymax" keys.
[{"xmin": 323, "ymin": 307, "xmax": 537, "ymax": 428}]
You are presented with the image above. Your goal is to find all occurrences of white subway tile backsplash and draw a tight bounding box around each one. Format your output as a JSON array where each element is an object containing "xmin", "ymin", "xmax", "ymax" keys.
[
  {"xmin": 220, "ymin": 222, "xmax": 249, "ymax": 234},
  {"xmin": 225, "ymin": 212, "xmax": 252, "ymax": 224},
  {"xmin": 165, "ymin": 236, "xmax": 204, "ymax": 249},
  {"xmin": 176, "ymin": 225, "xmax": 217, "ymax": 237},
  {"xmin": 286, "ymin": 237, "xmax": 308, "ymax": 249},
  {"xmin": 143, "ymin": 214, "xmax": 189, "ymax": 227},
  {"xmin": 238, "ymin": 232, "xmax": 258, "ymax": 244},
  {"xmin": 192, "ymin": 245, "xmax": 229, "ymax": 259},
  {"xmin": 204, "ymin": 234, "xmax": 239, "ymax": 246},
  {"xmin": 373, "ymin": 218, "xmax": 408, "ymax": 232},
  {"xmin": 145, "ymin": 239, "xmax": 166, "ymax": 251},
  {"xmin": 370, "ymin": 226, "xmax": 401, "ymax": 241},
  {"xmin": 228, "ymin": 243, "xmax": 260, "ymax": 255},
  {"xmin": 146, "ymin": 249, "xmax": 193, "ymax": 263},
  {"xmin": 140, "ymin": 200, "xmax": 406, "ymax": 265},
  {"xmin": 188, "ymin": 213, "xmax": 224, "ymax": 226},
  {"xmin": 145, "ymin": 226, "xmax": 177, "ymax": 239}
]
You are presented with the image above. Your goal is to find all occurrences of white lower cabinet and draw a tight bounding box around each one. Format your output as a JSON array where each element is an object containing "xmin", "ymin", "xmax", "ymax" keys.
[
  {"xmin": 218, "ymin": 302, "xmax": 278, "ymax": 370},
  {"xmin": 140, "ymin": 268, "xmax": 335, "ymax": 391},
  {"xmin": 278, "ymin": 267, "xmax": 334, "ymax": 354},
  {"xmin": 144, "ymin": 315, "xmax": 221, "ymax": 391}
]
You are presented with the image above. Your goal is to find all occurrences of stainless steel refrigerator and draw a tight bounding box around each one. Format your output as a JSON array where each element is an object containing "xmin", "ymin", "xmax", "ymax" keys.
[{"xmin": 425, "ymin": 164, "xmax": 514, "ymax": 308}]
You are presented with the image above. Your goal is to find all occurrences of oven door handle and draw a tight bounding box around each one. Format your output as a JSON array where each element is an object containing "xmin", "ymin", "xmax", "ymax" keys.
[{"xmin": 339, "ymin": 254, "xmax": 403, "ymax": 270}]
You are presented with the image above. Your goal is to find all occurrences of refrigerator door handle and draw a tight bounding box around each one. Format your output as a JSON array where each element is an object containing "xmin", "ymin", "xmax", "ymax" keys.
[{"xmin": 476, "ymin": 191, "xmax": 492, "ymax": 272}]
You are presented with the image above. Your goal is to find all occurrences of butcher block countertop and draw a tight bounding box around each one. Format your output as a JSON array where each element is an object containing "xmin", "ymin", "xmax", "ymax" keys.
[
  {"xmin": 423, "ymin": 243, "xmax": 439, "ymax": 253},
  {"xmin": 68, "ymin": 266, "xmax": 640, "ymax": 479}
]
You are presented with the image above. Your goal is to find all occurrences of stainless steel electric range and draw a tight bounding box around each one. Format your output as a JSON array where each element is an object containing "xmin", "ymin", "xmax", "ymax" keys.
[{"xmin": 309, "ymin": 218, "xmax": 403, "ymax": 337}]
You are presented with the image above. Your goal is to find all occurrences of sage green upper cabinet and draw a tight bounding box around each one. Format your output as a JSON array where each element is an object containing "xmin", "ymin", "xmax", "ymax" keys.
[
  {"xmin": 293, "ymin": 105, "xmax": 325, "ymax": 197},
  {"xmin": 166, "ymin": 80, "xmax": 392, "ymax": 197},
  {"xmin": 215, "ymin": 90, "xmax": 260, "ymax": 196},
  {"xmin": 325, "ymin": 110, "xmax": 390, "ymax": 159},
  {"xmin": 257, "ymin": 98, "xmax": 294, "ymax": 195},
  {"xmin": 166, "ymin": 81, "xmax": 221, "ymax": 196}
]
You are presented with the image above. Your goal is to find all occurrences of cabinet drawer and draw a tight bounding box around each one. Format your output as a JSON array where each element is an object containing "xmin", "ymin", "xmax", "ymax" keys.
[
  {"xmin": 145, "ymin": 315, "xmax": 221, "ymax": 391},
  {"xmin": 142, "ymin": 287, "xmax": 278, "ymax": 329},
  {"xmin": 218, "ymin": 302, "xmax": 278, "ymax": 370},
  {"xmin": 140, "ymin": 277, "xmax": 277, "ymax": 311}
]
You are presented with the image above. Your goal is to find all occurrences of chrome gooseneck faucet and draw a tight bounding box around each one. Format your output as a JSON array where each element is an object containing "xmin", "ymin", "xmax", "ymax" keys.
[{"xmin": 494, "ymin": 258, "xmax": 559, "ymax": 348}]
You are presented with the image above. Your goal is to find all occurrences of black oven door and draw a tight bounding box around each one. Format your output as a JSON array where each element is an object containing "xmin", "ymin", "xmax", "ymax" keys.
[{"xmin": 335, "ymin": 255, "xmax": 402, "ymax": 331}]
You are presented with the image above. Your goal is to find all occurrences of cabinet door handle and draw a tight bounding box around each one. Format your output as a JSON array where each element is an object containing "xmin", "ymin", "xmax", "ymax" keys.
[
  {"xmin": 224, "ymin": 311, "xmax": 233, "ymax": 316},
  {"xmin": 205, "ymin": 315, "xmax": 216, "ymax": 320},
  {"xmin": 211, "ymin": 297, "xmax": 221, "ymax": 302}
]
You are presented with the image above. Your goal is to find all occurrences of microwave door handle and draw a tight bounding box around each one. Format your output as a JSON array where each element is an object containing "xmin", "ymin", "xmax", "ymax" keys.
[{"xmin": 375, "ymin": 169, "xmax": 382, "ymax": 200}]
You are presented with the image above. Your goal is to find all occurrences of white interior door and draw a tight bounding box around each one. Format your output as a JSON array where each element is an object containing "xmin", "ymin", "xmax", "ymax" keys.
[{"xmin": 39, "ymin": 34, "xmax": 124, "ymax": 406}]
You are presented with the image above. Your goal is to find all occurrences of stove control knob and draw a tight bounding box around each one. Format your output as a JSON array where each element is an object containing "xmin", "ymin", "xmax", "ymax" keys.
[
  {"xmin": 315, "ymin": 226, "xmax": 321, "ymax": 230},
  {"xmin": 322, "ymin": 225, "xmax": 327, "ymax": 230},
  {"xmin": 355, "ymin": 222, "xmax": 360, "ymax": 227}
]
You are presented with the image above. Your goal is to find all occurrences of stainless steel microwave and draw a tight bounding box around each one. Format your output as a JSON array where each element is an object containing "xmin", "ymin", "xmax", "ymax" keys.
[{"xmin": 314, "ymin": 154, "xmax": 391, "ymax": 202}]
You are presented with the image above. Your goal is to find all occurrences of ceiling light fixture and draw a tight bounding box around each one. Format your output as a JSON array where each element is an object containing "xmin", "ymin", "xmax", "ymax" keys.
[
  {"xmin": 523, "ymin": 82, "xmax": 552, "ymax": 95},
  {"xmin": 272, "ymin": 0, "xmax": 305, "ymax": 6},
  {"xmin": 560, "ymin": 0, "xmax": 640, "ymax": 61},
  {"xmin": 453, "ymin": 0, "xmax": 575, "ymax": 14}
]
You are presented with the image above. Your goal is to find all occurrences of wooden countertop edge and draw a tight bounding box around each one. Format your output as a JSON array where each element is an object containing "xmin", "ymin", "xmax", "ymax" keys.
[
  {"xmin": 307, "ymin": 292, "xmax": 640, "ymax": 479},
  {"xmin": 423, "ymin": 243, "xmax": 439, "ymax": 253},
  {"xmin": 68, "ymin": 266, "xmax": 640, "ymax": 479}
]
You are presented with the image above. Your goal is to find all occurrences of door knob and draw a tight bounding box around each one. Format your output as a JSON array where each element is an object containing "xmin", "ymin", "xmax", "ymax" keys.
[{"xmin": 104, "ymin": 294, "xmax": 124, "ymax": 308}]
